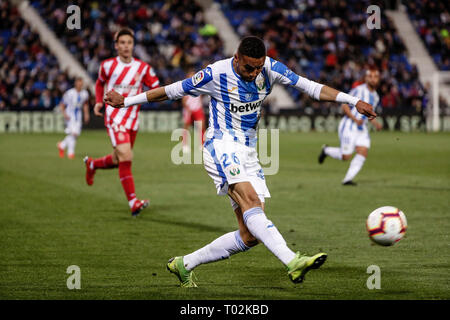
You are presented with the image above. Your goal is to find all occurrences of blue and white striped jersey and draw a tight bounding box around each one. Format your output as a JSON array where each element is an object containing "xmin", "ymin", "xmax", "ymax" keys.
[
  {"xmin": 62, "ymin": 88, "xmax": 89, "ymax": 122},
  {"xmin": 343, "ymin": 83, "xmax": 379, "ymax": 131},
  {"xmin": 166, "ymin": 57, "xmax": 323, "ymax": 147}
]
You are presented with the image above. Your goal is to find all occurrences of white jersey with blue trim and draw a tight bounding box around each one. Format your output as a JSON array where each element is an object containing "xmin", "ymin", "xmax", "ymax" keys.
[
  {"xmin": 62, "ymin": 88, "xmax": 89, "ymax": 122},
  {"xmin": 342, "ymin": 83, "xmax": 379, "ymax": 132},
  {"xmin": 166, "ymin": 56, "xmax": 323, "ymax": 147}
]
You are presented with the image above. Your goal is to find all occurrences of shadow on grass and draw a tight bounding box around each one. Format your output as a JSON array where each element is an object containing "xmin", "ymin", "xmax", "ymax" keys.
[
  {"xmin": 143, "ymin": 213, "xmax": 231, "ymax": 234},
  {"xmin": 108, "ymin": 203, "xmax": 188, "ymax": 221},
  {"xmin": 359, "ymin": 180, "xmax": 450, "ymax": 192},
  {"xmin": 389, "ymin": 185, "xmax": 450, "ymax": 192}
]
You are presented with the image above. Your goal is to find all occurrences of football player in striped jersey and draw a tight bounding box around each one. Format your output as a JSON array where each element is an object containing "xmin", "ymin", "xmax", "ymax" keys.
[
  {"xmin": 57, "ymin": 77, "xmax": 90, "ymax": 159},
  {"xmin": 105, "ymin": 36, "xmax": 377, "ymax": 286},
  {"xmin": 318, "ymin": 68, "xmax": 383, "ymax": 185},
  {"xmin": 84, "ymin": 28, "xmax": 159, "ymax": 216}
]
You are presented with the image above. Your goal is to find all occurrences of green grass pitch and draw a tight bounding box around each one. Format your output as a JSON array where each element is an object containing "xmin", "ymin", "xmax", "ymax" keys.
[{"xmin": 0, "ymin": 130, "xmax": 449, "ymax": 299}]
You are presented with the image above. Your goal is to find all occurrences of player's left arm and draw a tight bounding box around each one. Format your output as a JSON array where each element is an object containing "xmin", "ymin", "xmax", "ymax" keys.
[
  {"xmin": 318, "ymin": 85, "xmax": 377, "ymax": 120},
  {"xmin": 269, "ymin": 58, "xmax": 376, "ymax": 119}
]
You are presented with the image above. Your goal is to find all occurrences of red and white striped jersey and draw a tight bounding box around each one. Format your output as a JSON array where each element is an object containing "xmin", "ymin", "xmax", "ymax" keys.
[
  {"xmin": 183, "ymin": 95, "xmax": 203, "ymax": 112},
  {"xmin": 97, "ymin": 56, "xmax": 159, "ymax": 130}
]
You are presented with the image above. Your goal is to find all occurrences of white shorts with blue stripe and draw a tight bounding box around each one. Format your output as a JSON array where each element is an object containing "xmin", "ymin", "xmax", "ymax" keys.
[
  {"xmin": 338, "ymin": 117, "xmax": 371, "ymax": 155},
  {"xmin": 203, "ymin": 136, "xmax": 271, "ymax": 210},
  {"xmin": 64, "ymin": 118, "xmax": 82, "ymax": 136}
]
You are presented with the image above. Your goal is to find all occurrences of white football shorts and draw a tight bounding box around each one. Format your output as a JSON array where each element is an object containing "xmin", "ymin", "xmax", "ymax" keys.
[
  {"xmin": 64, "ymin": 118, "xmax": 82, "ymax": 136},
  {"xmin": 203, "ymin": 137, "xmax": 270, "ymax": 210},
  {"xmin": 338, "ymin": 119, "xmax": 371, "ymax": 155}
]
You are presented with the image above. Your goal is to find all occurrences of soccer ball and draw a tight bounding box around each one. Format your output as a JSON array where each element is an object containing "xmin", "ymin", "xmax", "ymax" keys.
[{"xmin": 366, "ymin": 206, "xmax": 407, "ymax": 246}]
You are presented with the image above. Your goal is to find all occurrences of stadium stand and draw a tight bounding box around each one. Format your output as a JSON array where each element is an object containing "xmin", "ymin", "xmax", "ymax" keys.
[
  {"xmin": 403, "ymin": 0, "xmax": 450, "ymax": 71},
  {"xmin": 217, "ymin": 0, "xmax": 428, "ymax": 114},
  {"xmin": 1, "ymin": 0, "xmax": 441, "ymax": 119},
  {"xmin": 0, "ymin": 0, "xmax": 79, "ymax": 110},
  {"xmin": 30, "ymin": 0, "xmax": 226, "ymax": 109}
]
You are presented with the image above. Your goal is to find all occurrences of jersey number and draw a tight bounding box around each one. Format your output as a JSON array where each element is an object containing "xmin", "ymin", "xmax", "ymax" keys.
[{"xmin": 220, "ymin": 152, "xmax": 240, "ymax": 168}]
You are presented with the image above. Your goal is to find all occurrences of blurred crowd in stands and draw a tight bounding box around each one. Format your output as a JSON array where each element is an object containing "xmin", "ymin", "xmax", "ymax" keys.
[
  {"xmin": 2, "ymin": 0, "xmax": 447, "ymax": 115},
  {"xmin": 219, "ymin": 0, "xmax": 430, "ymax": 114},
  {"xmin": 403, "ymin": 0, "xmax": 450, "ymax": 71},
  {"xmin": 31, "ymin": 0, "xmax": 225, "ymax": 109},
  {"xmin": 0, "ymin": 0, "xmax": 75, "ymax": 110}
]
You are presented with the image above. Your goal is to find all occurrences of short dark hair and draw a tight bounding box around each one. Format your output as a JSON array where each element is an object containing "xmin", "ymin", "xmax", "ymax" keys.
[
  {"xmin": 366, "ymin": 66, "xmax": 380, "ymax": 74},
  {"xmin": 114, "ymin": 27, "xmax": 135, "ymax": 42},
  {"xmin": 238, "ymin": 36, "xmax": 266, "ymax": 58}
]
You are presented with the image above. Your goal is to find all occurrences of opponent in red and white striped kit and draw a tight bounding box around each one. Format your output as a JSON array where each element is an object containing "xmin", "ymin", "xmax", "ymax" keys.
[
  {"xmin": 84, "ymin": 28, "xmax": 159, "ymax": 216},
  {"xmin": 98, "ymin": 55, "xmax": 159, "ymax": 134},
  {"xmin": 182, "ymin": 71, "xmax": 206, "ymax": 153}
]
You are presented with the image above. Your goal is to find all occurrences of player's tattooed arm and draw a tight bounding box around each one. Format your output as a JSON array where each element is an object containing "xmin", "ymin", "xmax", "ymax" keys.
[
  {"xmin": 144, "ymin": 87, "xmax": 168, "ymax": 103},
  {"xmin": 104, "ymin": 87, "xmax": 168, "ymax": 108},
  {"xmin": 319, "ymin": 85, "xmax": 377, "ymax": 120}
]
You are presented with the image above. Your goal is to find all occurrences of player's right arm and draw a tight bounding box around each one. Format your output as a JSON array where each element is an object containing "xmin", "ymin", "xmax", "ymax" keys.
[
  {"xmin": 104, "ymin": 86, "xmax": 168, "ymax": 108},
  {"xmin": 59, "ymin": 103, "xmax": 70, "ymax": 121},
  {"xmin": 59, "ymin": 93, "xmax": 70, "ymax": 121},
  {"xmin": 268, "ymin": 58, "xmax": 376, "ymax": 119},
  {"xmin": 94, "ymin": 62, "xmax": 107, "ymax": 116},
  {"xmin": 94, "ymin": 79, "xmax": 105, "ymax": 116},
  {"xmin": 105, "ymin": 67, "xmax": 214, "ymax": 108}
]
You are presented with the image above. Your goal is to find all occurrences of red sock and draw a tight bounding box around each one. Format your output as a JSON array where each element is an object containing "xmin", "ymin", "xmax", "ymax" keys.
[
  {"xmin": 118, "ymin": 161, "xmax": 136, "ymax": 203},
  {"xmin": 93, "ymin": 154, "xmax": 117, "ymax": 169}
]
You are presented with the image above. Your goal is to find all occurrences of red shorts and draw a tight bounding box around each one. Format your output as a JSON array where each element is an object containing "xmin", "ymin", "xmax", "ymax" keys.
[
  {"xmin": 107, "ymin": 124, "xmax": 137, "ymax": 148},
  {"xmin": 183, "ymin": 108, "xmax": 205, "ymax": 125}
]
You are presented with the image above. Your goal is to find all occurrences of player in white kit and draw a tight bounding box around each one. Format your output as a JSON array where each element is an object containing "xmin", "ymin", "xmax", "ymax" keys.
[
  {"xmin": 318, "ymin": 68, "xmax": 383, "ymax": 185},
  {"xmin": 104, "ymin": 37, "xmax": 377, "ymax": 287},
  {"xmin": 57, "ymin": 77, "xmax": 90, "ymax": 159}
]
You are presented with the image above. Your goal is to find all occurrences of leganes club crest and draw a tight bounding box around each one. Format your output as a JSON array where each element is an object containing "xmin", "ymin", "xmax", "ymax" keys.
[{"xmin": 255, "ymin": 73, "xmax": 266, "ymax": 91}]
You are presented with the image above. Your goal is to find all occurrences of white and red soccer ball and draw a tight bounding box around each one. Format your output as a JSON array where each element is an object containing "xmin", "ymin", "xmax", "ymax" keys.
[{"xmin": 366, "ymin": 206, "xmax": 407, "ymax": 246}]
